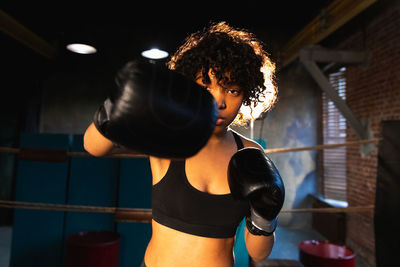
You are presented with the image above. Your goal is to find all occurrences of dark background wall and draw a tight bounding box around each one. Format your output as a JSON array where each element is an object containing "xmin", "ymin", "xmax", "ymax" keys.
[{"xmin": 39, "ymin": 68, "xmax": 111, "ymax": 134}]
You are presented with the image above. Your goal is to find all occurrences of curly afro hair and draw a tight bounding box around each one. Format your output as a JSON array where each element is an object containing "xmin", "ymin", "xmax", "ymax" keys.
[{"xmin": 167, "ymin": 21, "xmax": 277, "ymax": 126}]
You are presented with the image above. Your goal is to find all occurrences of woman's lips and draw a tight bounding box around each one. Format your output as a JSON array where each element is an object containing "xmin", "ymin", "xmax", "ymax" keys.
[{"xmin": 216, "ymin": 117, "xmax": 225, "ymax": 125}]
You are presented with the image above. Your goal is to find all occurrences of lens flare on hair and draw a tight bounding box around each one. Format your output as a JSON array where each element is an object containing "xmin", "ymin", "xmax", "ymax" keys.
[{"xmin": 233, "ymin": 59, "xmax": 278, "ymax": 126}]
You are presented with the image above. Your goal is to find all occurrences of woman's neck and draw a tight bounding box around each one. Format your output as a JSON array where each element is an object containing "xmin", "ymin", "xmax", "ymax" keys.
[{"xmin": 207, "ymin": 127, "xmax": 231, "ymax": 147}]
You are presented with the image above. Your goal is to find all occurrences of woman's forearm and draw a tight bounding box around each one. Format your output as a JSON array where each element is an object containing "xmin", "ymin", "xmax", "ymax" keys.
[
  {"xmin": 83, "ymin": 122, "xmax": 114, "ymax": 157},
  {"xmin": 244, "ymin": 227, "xmax": 275, "ymax": 262},
  {"xmin": 83, "ymin": 122, "xmax": 139, "ymax": 157}
]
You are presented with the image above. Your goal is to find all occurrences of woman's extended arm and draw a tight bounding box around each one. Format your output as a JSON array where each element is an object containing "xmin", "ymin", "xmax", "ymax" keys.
[
  {"xmin": 83, "ymin": 122, "xmax": 114, "ymax": 157},
  {"xmin": 83, "ymin": 122, "xmax": 135, "ymax": 157}
]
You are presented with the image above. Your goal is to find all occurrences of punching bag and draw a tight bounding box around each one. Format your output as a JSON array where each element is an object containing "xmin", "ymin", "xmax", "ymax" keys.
[{"xmin": 374, "ymin": 120, "xmax": 400, "ymax": 266}]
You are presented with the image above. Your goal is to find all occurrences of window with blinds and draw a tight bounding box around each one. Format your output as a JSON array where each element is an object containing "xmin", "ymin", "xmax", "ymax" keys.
[{"xmin": 322, "ymin": 67, "xmax": 347, "ymax": 201}]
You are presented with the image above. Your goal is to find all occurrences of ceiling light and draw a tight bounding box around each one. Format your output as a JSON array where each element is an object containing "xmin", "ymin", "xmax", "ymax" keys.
[
  {"xmin": 141, "ymin": 48, "xmax": 169, "ymax": 59},
  {"xmin": 66, "ymin": 43, "xmax": 97, "ymax": 54}
]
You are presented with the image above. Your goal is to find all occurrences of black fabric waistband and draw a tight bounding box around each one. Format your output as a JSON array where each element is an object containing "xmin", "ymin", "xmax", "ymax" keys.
[{"xmin": 152, "ymin": 209, "xmax": 237, "ymax": 238}]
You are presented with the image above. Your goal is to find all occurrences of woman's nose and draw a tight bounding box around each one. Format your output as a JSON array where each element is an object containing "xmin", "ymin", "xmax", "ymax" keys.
[
  {"xmin": 213, "ymin": 90, "xmax": 227, "ymax": 109},
  {"xmin": 218, "ymin": 100, "xmax": 227, "ymax": 110}
]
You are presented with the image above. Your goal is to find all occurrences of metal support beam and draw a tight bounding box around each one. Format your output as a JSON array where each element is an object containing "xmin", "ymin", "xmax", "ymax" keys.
[
  {"xmin": 278, "ymin": 0, "xmax": 377, "ymax": 71},
  {"xmin": 0, "ymin": 9, "xmax": 57, "ymax": 59},
  {"xmin": 300, "ymin": 46, "xmax": 371, "ymax": 65},
  {"xmin": 300, "ymin": 46, "xmax": 371, "ymax": 140}
]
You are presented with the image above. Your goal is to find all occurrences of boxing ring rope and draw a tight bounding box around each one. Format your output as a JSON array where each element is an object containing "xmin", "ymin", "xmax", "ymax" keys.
[
  {"xmin": 0, "ymin": 138, "xmax": 380, "ymax": 158},
  {"xmin": 264, "ymin": 139, "xmax": 378, "ymax": 154},
  {"xmin": 0, "ymin": 200, "xmax": 374, "ymax": 223},
  {"xmin": 0, "ymin": 138, "xmax": 379, "ymax": 222}
]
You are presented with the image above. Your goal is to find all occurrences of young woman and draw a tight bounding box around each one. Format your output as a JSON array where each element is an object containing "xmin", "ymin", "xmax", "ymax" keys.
[{"xmin": 84, "ymin": 21, "xmax": 280, "ymax": 267}]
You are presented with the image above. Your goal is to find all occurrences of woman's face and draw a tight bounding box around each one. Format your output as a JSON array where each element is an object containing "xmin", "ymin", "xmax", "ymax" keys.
[{"xmin": 196, "ymin": 69, "xmax": 244, "ymax": 134}]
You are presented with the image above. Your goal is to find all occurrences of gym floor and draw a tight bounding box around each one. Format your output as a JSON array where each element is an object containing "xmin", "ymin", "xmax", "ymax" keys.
[
  {"xmin": 0, "ymin": 227, "xmax": 11, "ymax": 267},
  {"xmin": 0, "ymin": 225, "xmax": 369, "ymax": 267}
]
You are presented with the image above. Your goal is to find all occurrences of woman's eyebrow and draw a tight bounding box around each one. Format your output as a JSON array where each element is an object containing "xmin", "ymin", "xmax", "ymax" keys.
[{"xmin": 219, "ymin": 81, "xmax": 241, "ymax": 91}]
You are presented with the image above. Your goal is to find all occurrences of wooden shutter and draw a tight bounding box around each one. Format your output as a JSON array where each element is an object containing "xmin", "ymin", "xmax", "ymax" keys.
[{"xmin": 322, "ymin": 67, "xmax": 347, "ymax": 201}]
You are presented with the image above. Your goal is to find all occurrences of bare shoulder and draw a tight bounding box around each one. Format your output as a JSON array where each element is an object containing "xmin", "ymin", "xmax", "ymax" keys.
[
  {"xmin": 149, "ymin": 156, "xmax": 171, "ymax": 184},
  {"xmin": 149, "ymin": 156, "xmax": 170, "ymax": 170},
  {"xmin": 230, "ymin": 129, "xmax": 264, "ymax": 151}
]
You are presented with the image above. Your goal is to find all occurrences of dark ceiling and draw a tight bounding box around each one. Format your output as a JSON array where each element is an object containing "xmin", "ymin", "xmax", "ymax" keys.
[{"xmin": 2, "ymin": 2, "xmax": 332, "ymax": 72}]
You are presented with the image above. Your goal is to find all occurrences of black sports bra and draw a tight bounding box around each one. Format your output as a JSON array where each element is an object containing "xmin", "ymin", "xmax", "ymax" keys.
[{"xmin": 151, "ymin": 131, "xmax": 249, "ymax": 238}]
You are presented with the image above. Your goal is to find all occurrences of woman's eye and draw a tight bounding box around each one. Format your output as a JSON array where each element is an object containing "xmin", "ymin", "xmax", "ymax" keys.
[{"xmin": 228, "ymin": 89, "xmax": 241, "ymax": 96}]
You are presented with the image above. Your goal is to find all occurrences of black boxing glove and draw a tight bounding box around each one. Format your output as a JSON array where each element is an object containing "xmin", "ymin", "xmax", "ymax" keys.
[
  {"xmin": 228, "ymin": 148, "xmax": 285, "ymax": 236},
  {"xmin": 93, "ymin": 59, "xmax": 218, "ymax": 158}
]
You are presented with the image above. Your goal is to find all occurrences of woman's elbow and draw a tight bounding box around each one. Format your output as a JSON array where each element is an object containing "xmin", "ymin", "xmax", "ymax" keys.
[
  {"xmin": 83, "ymin": 140, "xmax": 101, "ymax": 157},
  {"xmin": 83, "ymin": 134, "xmax": 103, "ymax": 157},
  {"xmin": 249, "ymin": 251, "xmax": 271, "ymax": 263},
  {"xmin": 83, "ymin": 124, "xmax": 113, "ymax": 157}
]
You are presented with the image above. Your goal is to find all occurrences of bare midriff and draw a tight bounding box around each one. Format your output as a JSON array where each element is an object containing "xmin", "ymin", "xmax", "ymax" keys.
[{"xmin": 144, "ymin": 220, "xmax": 236, "ymax": 267}]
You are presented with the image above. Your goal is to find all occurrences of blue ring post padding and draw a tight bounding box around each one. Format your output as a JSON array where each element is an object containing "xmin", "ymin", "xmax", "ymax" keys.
[
  {"xmin": 117, "ymin": 157, "xmax": 152, "ymax": 267},
  {"xmin": 234, "ymin": 218, "xmax": 249, "ymax": 267},
  {"xmin": 254, "ymin": 138, "xmax": 266, "ymax": 149},
  {"xmin": 64, "ymin": 134, "xmax": 119, "ymax": 251},
  {"xmin": 10, "ymin": 133, "xmax": 70, "ymax": 267}
]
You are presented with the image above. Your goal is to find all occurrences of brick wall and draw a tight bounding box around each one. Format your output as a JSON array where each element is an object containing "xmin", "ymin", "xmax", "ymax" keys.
[{"xmin": 336, "ymin": 2, "xmax": 400, "ymax": 266}]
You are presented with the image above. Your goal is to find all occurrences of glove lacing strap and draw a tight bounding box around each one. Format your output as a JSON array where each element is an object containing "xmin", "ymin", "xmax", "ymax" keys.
[{"xmin": 245, "ymin": 213, "xmax": 278, "ymax": 236}]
